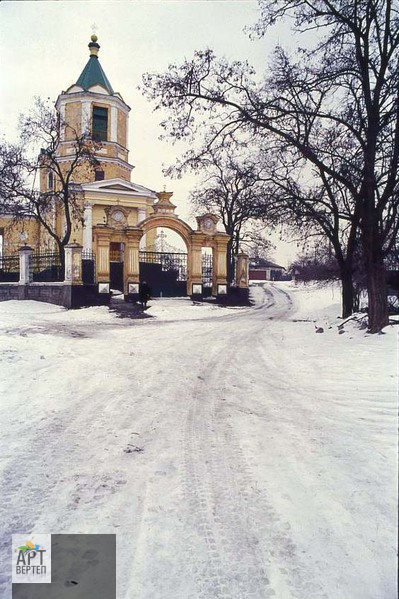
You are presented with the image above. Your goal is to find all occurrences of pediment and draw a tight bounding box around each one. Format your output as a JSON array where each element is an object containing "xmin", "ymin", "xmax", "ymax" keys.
[
  {"xmin": 82, "ymin": 178, "xmax": 157, "ymax": 198},
  {"xmin": 103, "ymin": 183, "xmax": 133, "ymax": 191}
]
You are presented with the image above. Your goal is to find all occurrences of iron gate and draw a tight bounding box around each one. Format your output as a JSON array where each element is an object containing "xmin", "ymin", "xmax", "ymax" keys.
[
  {"xmin": 202, "ymin": 252, "xmax": 213, "ymax": 294},
  {"xmin": 109, "ymin": 243, "xmax": 124, "ymax": 291},
  {"xmin": 139, "ymin": 251, "xmax": 187, "ymax": 297},
  {"xmin": 82, "ymin": 250, "xmax": 96, "ymax": 285}
]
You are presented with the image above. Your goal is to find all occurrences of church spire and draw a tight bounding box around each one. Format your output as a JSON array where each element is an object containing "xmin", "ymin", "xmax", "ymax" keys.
[{"xmin": 75, "ymin": 35, "xmax": 114, "ymax": 94}]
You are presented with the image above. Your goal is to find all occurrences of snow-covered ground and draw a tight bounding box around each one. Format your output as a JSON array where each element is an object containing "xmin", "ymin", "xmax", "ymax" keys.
[{"xmin": 0, "ymin": 282, "xmax": 397, "ymax": 599}]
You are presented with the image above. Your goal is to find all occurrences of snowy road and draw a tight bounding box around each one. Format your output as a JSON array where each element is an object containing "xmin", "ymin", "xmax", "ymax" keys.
[{"xmin": 0, "ymin": 283, "xmax": 397, "ymax": 598}]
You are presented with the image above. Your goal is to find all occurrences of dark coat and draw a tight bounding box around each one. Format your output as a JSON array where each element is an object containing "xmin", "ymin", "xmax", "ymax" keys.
[{"xmin": 139, "ymin": 282, "xmax": 151, "ymax": 302}]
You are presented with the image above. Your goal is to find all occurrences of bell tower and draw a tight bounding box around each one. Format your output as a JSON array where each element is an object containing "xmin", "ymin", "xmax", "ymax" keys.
[{"xmin": 53, "ymin": 35, "xmax": 133, "ymax": 185}]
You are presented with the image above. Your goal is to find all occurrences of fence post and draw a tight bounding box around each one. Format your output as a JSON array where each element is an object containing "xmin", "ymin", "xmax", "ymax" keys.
[
  {"xmin": 212, "ymin": 235, "xmax": 230, "ymax": 296},
  {"xmin": 125, "ymin": 228, "xmax": 143, "ymax": 298},
  {"xmin": 236, "ymin": 253, "xmax": 249, "ymax": 288},
  {"xmin": 64, "ymin": 243, "xmax": 83, "ymax": 285},
  {"xmin": 19, "ymin": 246, "xmax": 33, "ymax": 284}
]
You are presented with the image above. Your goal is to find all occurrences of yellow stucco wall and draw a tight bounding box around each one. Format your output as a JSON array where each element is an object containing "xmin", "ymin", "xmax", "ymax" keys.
[
  {"xmin": 49, "ymin": 144, "xmax": 131, "ymax": 185},
  {"xmin": 100, "ymin": 161, "xmax": 131, "ymax": 181},
  {"xmin": 39, "ymin": 167, "xmax": 49, "ymax": 193},
  {"xmin": 0, "ymin": 217, "xmax": 44, "ymax": 254},
  {"xmin": 117, "ymin": 109, "xmax": 127, "ymax": 148},
  {"xmin": 65, "ymin": 102, "xmax": 82, "ymax": 139},
  {"xmin": 53, "ymin": 90, "xmax": 132, "ymax": 184},
  {"xmin": 92, "ymin": 205, "xmax": 106, "ymax": 228}
]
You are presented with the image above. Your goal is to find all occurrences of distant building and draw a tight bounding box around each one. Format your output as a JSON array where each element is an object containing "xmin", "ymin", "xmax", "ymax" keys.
[{"xmin": 249, "ymin": 258, "xmax": 286, "ymax": 281}]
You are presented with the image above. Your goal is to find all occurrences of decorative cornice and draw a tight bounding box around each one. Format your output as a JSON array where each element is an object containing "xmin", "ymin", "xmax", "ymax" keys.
[{"xmin": 56, "ymin": 90, "xmax": 130, "ymax": 114}]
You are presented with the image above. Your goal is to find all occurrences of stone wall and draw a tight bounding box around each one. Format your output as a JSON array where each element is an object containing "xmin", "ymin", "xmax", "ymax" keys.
[{"xmin": 0, "ymin": 283, "xmax": 110, "ymax": 309}]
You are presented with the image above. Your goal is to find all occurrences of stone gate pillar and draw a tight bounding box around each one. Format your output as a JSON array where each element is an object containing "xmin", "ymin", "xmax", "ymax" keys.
[
  {"xmin": 236, "ymin": 253, "xmax": 249, "ymax": 288},
  {"xmin": 64, "ymin": 243, "xmax": 83, "ymax": 284},
  {"xmin": 212, "ymin": 234, "xmax": 230, "ymax": 296},
  {"xmin": 93, "ymin": 226, "xmax": 112, "ymax": 294},
  {"xmin": 124, "ymin": 228, "xmax": 143, "ymax": 297},
  {"xmin": 189, "ymin": 238, "xmax": 203, "ymax": 296}
]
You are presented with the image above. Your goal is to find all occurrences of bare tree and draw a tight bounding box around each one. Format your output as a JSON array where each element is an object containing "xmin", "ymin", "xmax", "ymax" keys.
[
  {"xmin": 259, "ymin": 149, "xmax": 362, "ymax": 317},
  {"xmin": 238, "ymin": 222, "xmax": 275, "ymax": 261},
  {"xmin": 0, "ymin": 141, "xmax": 28, "ymax": 213},
  {"xmin": 2, "ymin": 98, "xmax": 100, "ymax": 275},
  {"xmin": 187, "ymin": 147, "xmax": 273, "ymax": 282},
  {"xmin": 143, "ymin": 0, "xmax": 399, "ymax": 332}
]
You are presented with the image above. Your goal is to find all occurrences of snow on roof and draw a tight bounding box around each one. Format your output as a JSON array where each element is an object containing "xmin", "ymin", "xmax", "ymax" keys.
[{"xmin": 249, "ymin": 258, "xmax": 286, "ymax": 270}]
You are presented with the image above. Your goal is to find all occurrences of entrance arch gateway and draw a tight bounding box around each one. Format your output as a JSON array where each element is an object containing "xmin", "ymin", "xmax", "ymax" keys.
[{"xmin": 92, "ymin": 191, "xmax": 230, "ymax": 298}]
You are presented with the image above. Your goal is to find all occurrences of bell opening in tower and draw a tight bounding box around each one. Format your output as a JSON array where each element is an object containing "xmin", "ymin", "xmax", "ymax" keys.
[{"xmin": 92, "ymin": 106, "xmax": 108, "ymax": 141}]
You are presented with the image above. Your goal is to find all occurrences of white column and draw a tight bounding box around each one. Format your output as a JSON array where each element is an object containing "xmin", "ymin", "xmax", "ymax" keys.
[
  {"xmin": 110, "ymin": 106, "xmax": 118, "ymax": 142},
  {"xmin": 81, "ymin": 101, "xmax": 91, "ymax": 135},
  {"xmin": 83, "ymin": 204, "xmax": 93, "ymax": 251},
  {"xmin": 137, "ymin": 208, "xmax": 147, "ymax": 223}
]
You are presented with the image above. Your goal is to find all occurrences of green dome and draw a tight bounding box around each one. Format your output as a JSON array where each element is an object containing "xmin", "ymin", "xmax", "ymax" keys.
[{"xmin": 76, "ymin": 55, "xmax": 114, "ymax": 94}]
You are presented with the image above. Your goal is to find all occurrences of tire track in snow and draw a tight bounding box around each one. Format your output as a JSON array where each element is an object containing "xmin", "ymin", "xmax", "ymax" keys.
[{"xmin": 181, "ymin": 286, "xmax": 299, "ymax": 598}]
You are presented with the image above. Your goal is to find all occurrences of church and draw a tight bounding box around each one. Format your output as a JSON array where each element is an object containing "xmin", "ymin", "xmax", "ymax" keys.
[
  {"xmin": 48, "ymin": 34, "xmax": 159, "ymax": 257},
  {"xmin": 0, "ymin": 35, "xmax": 238, "ymax": 301},
  {"xmin": 1, "ymin": 34, "xmax": 157, "ymax": 276}
]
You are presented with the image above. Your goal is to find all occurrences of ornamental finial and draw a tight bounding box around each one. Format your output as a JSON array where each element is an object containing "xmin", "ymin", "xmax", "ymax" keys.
[{"xmin": 88, "ymin": 26, "xmax": 100, "ymax": 56}]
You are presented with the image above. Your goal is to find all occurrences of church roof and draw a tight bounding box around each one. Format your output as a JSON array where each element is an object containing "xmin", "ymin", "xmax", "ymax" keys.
[
  {"xmin": 75, "ymin": 35, "xmax": 114, "ymax": 94},
  {"xmin": 81, "ymin": 178, "xmax": 157, "ymax": 199}
]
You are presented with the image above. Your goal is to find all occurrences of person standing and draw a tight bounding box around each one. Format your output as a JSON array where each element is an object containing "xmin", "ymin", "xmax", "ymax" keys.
[{"xmin": 139, "ymin": 281, "xmax": 151, "ymax": 308}]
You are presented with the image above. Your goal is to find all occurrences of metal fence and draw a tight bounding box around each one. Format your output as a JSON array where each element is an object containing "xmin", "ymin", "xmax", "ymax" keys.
[
  {"xmin": 202, "ymin": 252, "xmax": 213, "ymax": 287},
  {"xmin": 31, "ymin": 251, "xmax": 63, "ymax": 282},
  {"xmin": 82, "ymin": 249, "xmax": 96, "ymax": 284},
  {"xmin": 139, "ymin": 251, "xmax": 187, "ymax": 281},
  {"xmin": 0, "ymin": 254, "xmax": 19, "ymax": 282}
]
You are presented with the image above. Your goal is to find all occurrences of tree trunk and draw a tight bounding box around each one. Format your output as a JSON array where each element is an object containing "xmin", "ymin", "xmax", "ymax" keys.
[
  {"xmin": 361, "ymin": 201, "xmax": 389, "ymax": 332},
  {"xmin": 340, "ymin": 263, "xmax": 355, "ymax": 319},
  {"xmin": 57, "ymin": 241, "xmax": 66, "ymax": 281},
  {"xmin": 226, "ymin": 240, "xmax": 235, "ymax": 285},
  {"xmin": 366, "ymin": 252, "xmax": 389, "ymax": 333}
]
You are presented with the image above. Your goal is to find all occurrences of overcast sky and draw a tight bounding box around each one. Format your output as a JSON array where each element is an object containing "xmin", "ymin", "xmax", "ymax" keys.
[{"xmin": 0, "ymin": 0, "xmax": 300, "ymax": 265}]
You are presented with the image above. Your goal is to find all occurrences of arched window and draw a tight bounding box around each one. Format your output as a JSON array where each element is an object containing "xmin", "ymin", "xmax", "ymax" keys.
[{"xmin": 48, "ymin": 172, "xmax": 54, "ymax": 190}]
